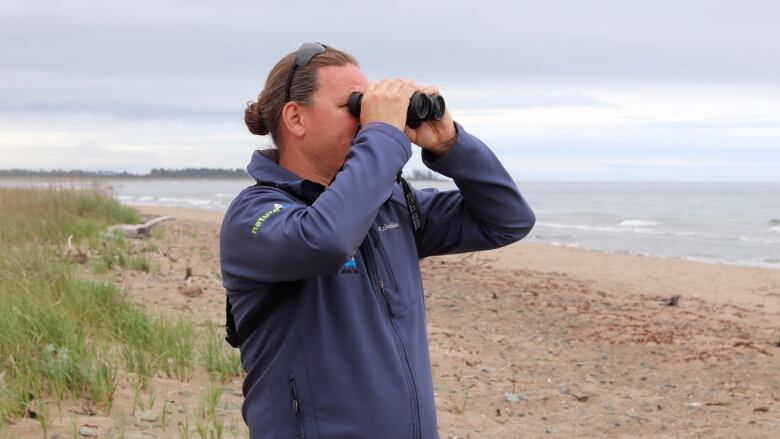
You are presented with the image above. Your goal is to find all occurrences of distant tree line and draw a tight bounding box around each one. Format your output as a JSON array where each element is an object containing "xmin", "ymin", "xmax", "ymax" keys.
[
  {"xmin": 0, "ymin": 168, "xmax": 250, "ymax": 179},
  {"xmin": 409, "ymin": 169, "xmax": 445, "ymax": 181},
  {"xmin": 1, "ymin": 167, "xmax": 446, "ymax": 180}
]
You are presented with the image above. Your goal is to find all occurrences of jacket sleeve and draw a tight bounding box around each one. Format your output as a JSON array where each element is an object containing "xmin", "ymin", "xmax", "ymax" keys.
[
  {"xmin": 220, "ymin": 123, "xmax": 411, "ymax": 284},
  {"xmin": 413, "ymin": 122, "xmax": 536, "ymax": 259}
]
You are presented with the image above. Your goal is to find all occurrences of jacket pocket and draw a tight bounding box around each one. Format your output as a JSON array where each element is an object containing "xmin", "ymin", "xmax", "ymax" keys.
[
  {"xmin": 289, "ymin": 375, "xmax": 306, "ymax": 439},
  {"xmin": 373, "ymin": 232, "xmax": 422, "ymax": 316}
]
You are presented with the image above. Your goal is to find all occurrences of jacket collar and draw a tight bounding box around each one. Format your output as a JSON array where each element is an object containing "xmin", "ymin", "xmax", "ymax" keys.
[{"xmin": 247, "ymin": 149, "xmax": 325, "ymax": 204}]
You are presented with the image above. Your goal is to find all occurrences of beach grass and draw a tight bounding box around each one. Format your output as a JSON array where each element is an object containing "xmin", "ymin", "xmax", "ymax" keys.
[
  {"xmin": 0, "ymin": 187, "xmax": 198, "ymax": 426},
  {"xmin": 200, "ymin": 321, "xmax": 243, "ymax": 383}
]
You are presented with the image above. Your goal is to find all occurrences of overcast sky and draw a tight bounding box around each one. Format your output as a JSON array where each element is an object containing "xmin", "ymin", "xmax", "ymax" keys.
[{"xmin": 1, "ymin": 0, "xmax": 778, "ymax": 181}]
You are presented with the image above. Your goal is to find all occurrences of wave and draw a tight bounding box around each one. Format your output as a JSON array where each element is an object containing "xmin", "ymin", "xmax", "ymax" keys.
[
  {"xmin": 769, "ymin": 226, "xmax": 780, "ymax": 234},
  {"xmin": 548, "ymin": 241, "xmax": 581, "ymax": 248},
  {"xmin": 739, "ymin": 235, "xmax": 780, "ymax": 244},
  {"xmin": 619, "ymin": 219, "xmax": 659, "ymax": 227},
  {"xmin": 770, "ymin": 219, "xmax": 780, "ymax": 226},
  {"xmin": 536, "ymin": 221, "xmax": 709, "ymax": 238},
  {"xmin": 682, "ymin": 256, "xmax": 780, "ymax": 270}
]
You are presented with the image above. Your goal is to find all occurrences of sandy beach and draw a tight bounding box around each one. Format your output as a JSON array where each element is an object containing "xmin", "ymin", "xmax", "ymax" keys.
[{"xmin": 7, "ymin": 205, "xmax": 779, "ymax": 438}]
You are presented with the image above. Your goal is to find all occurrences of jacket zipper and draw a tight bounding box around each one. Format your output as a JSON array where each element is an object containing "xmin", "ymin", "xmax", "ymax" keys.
[
  {"xmin": 373, "ymin": 230, "xmax": 400, "ymax": 293},
  {"xmin": 289, "ymin": 377, "xmax": 306, "ymax": 439},
  {"xmin": 362, "ymin": 235, "xmax": 421, "ymax": 439}
]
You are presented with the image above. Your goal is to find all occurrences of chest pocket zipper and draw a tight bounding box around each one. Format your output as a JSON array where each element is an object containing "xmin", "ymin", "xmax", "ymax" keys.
[{"xmin": 289, "ymin": 377, "xmax": 306, "ymax": 439}]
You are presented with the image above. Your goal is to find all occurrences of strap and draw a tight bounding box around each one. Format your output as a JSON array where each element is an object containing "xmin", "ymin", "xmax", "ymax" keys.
[
  {"xmin": 225, "ymin": 180, "xmax": 312, "ymax": 348},
  {"xmin": 225, "ymin": 284, "xmax": 297, "ymax": 348},
  {"xmin": 398, "ymin": 175, "xmax": 423, "ymax": 253}
]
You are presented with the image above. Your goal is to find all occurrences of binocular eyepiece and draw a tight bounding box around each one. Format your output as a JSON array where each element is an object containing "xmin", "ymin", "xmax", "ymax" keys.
[{"xmin": 348, "ymin": 92, "xmax": 446, "ymax": 128}]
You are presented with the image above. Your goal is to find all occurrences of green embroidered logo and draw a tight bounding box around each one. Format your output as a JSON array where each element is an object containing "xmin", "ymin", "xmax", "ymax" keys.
[{"xmin": 251, "ymin": 203, "xmax": 289, "ymax": 234}]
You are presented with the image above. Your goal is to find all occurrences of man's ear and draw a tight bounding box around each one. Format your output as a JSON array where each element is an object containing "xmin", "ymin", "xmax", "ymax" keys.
[{"xmin": 280, "ymin": 101, "xmax": 306, "ymax": 139}]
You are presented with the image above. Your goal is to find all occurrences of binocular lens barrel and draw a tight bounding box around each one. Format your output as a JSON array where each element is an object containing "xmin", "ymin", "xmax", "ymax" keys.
[{"xmin": 348, "ymin": 92, "xmax": 446, "ymax": 128}]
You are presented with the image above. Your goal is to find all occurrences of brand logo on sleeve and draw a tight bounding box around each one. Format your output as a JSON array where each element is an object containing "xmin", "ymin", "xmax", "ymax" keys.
[{"xmin": 251, "ymin": 203, "xmax": 289, "ymax": 234}]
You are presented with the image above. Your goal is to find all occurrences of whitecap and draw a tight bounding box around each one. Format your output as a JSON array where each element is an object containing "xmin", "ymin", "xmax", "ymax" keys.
[
  {"xmin": 619, "ymin": 220, "xmax": 659, "ymax": 227},
  {"xmin": 740, "ymin": 235, "xmax": 780, "ymax": 244},
  {"xmin": 769, "ymin": 226, "xmax": 780, "ymax": 234}
]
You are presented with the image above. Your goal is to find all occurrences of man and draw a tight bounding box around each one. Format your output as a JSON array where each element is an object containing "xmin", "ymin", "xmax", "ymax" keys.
[{"xmin": 220, "ymin": 42, "xmax": 535, "ymax": 439}]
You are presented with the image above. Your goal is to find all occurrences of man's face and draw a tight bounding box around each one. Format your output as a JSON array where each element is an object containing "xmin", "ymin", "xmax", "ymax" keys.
[{"xmin": 300, "ymin": 64, "xmax": 367, "ymax": 176}]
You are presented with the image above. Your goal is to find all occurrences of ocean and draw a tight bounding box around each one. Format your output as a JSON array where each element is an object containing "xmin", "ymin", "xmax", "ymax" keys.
[{"xmin": 3, "ymin": 178, "xmax": 779, "ymax": 269}]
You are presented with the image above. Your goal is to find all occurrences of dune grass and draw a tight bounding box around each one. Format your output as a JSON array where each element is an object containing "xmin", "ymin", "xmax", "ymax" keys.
[{"xmin": 0, "ymin": 186, "xmax": 205, "ymax": 427}]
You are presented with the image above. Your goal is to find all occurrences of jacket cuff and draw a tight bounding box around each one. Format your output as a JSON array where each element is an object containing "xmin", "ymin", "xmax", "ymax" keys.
[
  {"xmin": 359, "ymin": 122, "xmax": 413, "ymax": 160},
  {"xmin": 421, "ymin": 121, "xmax": 469, "ymax": 173}
]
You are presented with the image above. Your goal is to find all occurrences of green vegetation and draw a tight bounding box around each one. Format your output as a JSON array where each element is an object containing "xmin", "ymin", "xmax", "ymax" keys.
[
  {"xmin": 0, "ymin": 187, "xmax": 241, "ymax": 432},
  {"xmin": 201, "ymin": 322, "xmax": 243, "ymax": 383}
]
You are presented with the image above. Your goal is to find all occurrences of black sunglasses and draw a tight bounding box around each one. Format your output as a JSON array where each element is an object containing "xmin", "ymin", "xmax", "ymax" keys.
[{"xmin": 284, "ymin": 42, "xmax": 328, "ymax": 102}]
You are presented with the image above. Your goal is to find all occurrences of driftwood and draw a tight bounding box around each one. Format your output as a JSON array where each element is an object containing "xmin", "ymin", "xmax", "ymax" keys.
[
  {"xmin": 64, "ymin": 235, "xmax": 88, "ymax": 263},
  {"xmin": 106, "ymin": 216, "xmax": 172, "ymax": 239}
]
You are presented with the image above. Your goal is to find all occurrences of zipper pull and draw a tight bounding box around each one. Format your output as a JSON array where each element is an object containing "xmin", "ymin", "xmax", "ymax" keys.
[
  {"xmin": 290, "ymin": 379, "xmax": 299, "ymax": 414},
  {"xmin": 379, "ymin": 280, "xmax": 395, "ymax": 317}
]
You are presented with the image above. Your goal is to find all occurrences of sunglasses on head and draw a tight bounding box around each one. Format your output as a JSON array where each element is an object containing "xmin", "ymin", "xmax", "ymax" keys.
[{"xmin": 284, "ymin": 42, "xmax": 328, "ymax": 102}]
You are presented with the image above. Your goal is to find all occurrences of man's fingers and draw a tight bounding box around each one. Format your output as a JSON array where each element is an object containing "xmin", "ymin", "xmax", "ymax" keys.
[{"xmin": 420, "ymin": 85, "xmax": 440, "ymax": 96}]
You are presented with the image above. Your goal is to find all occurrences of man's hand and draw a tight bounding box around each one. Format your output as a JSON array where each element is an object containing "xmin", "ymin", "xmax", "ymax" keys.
[
  {"xmin": 360, "ymin": 79, "xmax": 418, "ymax": 132},
  {"xmin": 361, "ymin": 80, "xmax": 457, "ymax": 156},
  {"xmin": 403, "ymin": 85, "xmax": 457, "ymax": 156}
]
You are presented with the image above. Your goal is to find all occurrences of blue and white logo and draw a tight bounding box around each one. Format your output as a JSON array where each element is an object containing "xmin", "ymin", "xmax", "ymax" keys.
[{"xmin": 341, "ymin": 256, "xmax": 358, "ymax": 274}]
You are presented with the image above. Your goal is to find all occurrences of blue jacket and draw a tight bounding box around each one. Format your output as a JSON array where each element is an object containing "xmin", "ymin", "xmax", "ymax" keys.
[{"xmin": 220, "ymin": 122, "xmax": 535, "ymax": 439}]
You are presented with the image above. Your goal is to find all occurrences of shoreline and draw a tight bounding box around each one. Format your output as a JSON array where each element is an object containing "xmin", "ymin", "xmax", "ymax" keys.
[
  {"xmin": 131, "ymin": 203, "xmax": 780, "ymax": 269},
  {"xmin": 134, "ymin": 204, "xmax": 780, "ymax": 314}
]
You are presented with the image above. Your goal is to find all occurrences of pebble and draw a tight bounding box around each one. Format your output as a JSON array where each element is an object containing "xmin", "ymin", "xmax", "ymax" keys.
[
  {"xmin": 139, "ymin": 411, "xmax": 159, "ymax": 422},
  {"xmin": 685, "ymin": 402, "xmax": 702, "ymax": 409},
  {"xmin": 504, "ymin": 392, "xmax": 526, "ymax": 403},
  {"xmin": 78, "ymin": 426, "xmax": 96, "ymax": 437}
]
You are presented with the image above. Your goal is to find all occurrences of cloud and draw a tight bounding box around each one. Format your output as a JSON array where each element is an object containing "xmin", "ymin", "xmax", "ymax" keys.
[{"xmin": 1, "ymin": 1, "xmax": 779, "ymax": 180}]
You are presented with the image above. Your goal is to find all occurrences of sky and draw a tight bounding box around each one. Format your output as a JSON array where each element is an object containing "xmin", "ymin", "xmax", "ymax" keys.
[{"xmin": 1, "ymin": 0, "xmax": 778, "ymax": 181}]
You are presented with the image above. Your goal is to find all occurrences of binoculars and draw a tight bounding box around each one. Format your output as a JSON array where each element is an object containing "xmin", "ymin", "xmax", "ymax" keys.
[{"xmin": 348, "ymin": 92, "xmax": 446, "ymax": 128}]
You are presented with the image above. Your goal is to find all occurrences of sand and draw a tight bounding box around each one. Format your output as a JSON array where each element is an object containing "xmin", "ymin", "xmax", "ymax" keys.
[{"xmin": 6, "ymin": 205, "xmax": 779, "ymax": 438}]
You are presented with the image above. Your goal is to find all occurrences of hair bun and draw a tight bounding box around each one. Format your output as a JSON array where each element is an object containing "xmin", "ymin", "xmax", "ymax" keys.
[{"xmin": 245, "ymin": 101, "xmax": 269, "ymax": 136}]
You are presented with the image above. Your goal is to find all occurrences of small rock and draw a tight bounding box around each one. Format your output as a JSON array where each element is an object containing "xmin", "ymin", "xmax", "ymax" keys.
[
  {"xmin": 664, "ymin": 295, "xmax": 681, "ymax": 306},
  {"xmin": 178, "ymin": 285, "xmax": 203, "ymax": 297},
  {"xmin": 78, "ymin": 426, "xmax": 96, "ymax": 437},
  {"xmin": 685, "ymin": 402, "xmax": 702, "ymax": 410},
  {"xmin": 504, "ymin": 392, "xmax": 525, "ymax": 403},
  {"xmin": 559, "ymin": 386, "xmax": 571, "ymax": 395},
  {"xmin": 753, "ymin": 406, "xmax": 769, "ymax": 413},
  {"xmin": 139, "ymin": 411, "xmax": 159, "ymax": 422}
]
